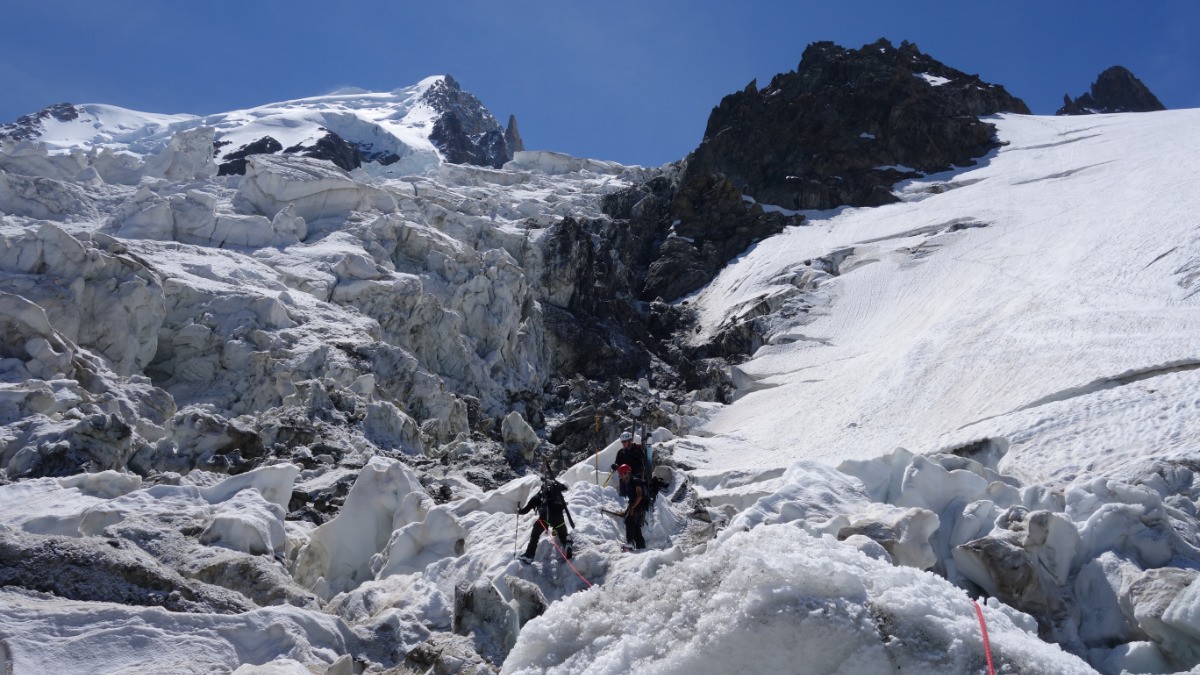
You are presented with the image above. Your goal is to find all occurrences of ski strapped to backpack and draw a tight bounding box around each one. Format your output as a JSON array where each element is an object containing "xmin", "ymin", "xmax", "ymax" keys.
[
  {"xmin": 633, "ymin": 406, "xmax": 671, "ymax": 514},
  {"xmin": 594, "ymin": 401, "xmax": 602, "ymax": 485}
]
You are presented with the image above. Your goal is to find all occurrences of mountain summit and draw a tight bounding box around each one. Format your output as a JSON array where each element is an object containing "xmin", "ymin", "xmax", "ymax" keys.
[
  {"xmin": 688, "ymin": 38, "xmax": 1030, "ymax": 212},
  {"xmin": 1056, "ymin": 65, "xmax": 1166, "ymax": 115},
  {"xmin": 0, "ymin": 75, "xmax": 520, "ymax": 176}
]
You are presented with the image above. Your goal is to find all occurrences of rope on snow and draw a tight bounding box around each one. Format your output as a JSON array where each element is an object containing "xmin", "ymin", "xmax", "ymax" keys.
[
  {"xmin": 539, "ymin": 518, "xmax": 594, "ymax": 588},
  {"xmin": 972, "ymin": 600, "xmax": 996, "ymax": 675}
]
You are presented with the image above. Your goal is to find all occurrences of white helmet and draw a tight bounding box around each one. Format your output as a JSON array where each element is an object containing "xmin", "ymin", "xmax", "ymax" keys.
[{"xmin": 619, "ymin": 431, "xmax": 633, "ymax": 442}]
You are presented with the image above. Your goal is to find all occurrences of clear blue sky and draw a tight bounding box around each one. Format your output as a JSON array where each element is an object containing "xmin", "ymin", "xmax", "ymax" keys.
[{"xmin": 2, "ymin": 1, "xmax": 1197, "ymax": 167}]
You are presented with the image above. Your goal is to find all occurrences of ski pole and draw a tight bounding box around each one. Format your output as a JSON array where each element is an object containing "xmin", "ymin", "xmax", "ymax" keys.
[{"xmin": 514, "ymin": 504, "xmax": 521, "ymax": 556}]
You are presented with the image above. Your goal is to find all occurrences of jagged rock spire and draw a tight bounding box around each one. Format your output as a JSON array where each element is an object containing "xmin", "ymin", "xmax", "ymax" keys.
[
  {"xmin": 1057, "ymin": 66, "xmax": 1166, "ymax": 115},
  {"xmin": 505, "ymin": 114, "xmax": 525, "ymax": 155},
  {"xmin": 424, "ymin": 74, "xmax": 513, "ymax": 168}
]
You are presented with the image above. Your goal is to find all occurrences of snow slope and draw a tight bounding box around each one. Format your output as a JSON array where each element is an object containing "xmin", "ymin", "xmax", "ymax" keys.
[
  {"xmin": 20, "ymin": 104, "xmax": 197, "ymax": 153},
  {"xmin": 682, "ymin": 111, "xmax": 1200, "ymax": 480},
  {"xmin": 4, "ymin": 77, "xmax": 454, "ymax": 174}
]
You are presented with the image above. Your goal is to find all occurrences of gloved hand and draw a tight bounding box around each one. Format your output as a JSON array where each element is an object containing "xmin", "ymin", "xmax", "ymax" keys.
[{"xmin": 610, "ymin": 463, "xmax": 618, "ymax": 471}]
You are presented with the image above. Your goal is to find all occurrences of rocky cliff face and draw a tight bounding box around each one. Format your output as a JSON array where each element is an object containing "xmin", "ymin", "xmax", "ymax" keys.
[
  {"xmin": 611, "ymin": 39, "xmax": 1029, "ymax": 304},
  {"xmin": 1057, "ymin": 66, "xmax": 1166, "ymax": 115},
  {"xmin": 688, "ymin": 39, "xmax": 1029, "ymax": 211},
  {"xmin": 425, "ymin": 76, "xmax": 517, "ymax": 168},
  {"xmin": 538, "ymin": 189, "xmax": 667, "ymax": 381}
]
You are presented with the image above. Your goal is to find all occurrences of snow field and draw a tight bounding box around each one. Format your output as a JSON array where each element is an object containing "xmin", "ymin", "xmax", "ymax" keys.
[{"xmin": 502, "ymin": 525, "xmax": 1093, "ymax": 674}]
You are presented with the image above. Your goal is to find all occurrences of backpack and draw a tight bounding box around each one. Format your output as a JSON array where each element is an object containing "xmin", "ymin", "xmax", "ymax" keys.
[
  {"xmin": 542, "ymin": 480, "xmax": 568, "ymax": 511},
  {"xmin": 646, "ymin": 466, "xmax": 671, "ymax": 507},
  {"xmin": 631, "ymin": 476, "xmax": 652, "ymax": 514}
]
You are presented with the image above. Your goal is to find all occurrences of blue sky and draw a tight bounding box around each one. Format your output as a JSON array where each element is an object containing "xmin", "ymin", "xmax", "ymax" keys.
[{"xmin": 2, "ymin": 1, "xmax": 1197, "ymax": 166}]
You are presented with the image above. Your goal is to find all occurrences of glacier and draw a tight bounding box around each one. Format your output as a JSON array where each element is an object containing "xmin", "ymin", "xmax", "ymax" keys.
[{"xmin": 0, "ymin": 75, "xmax": 1199, "ymax": 675}]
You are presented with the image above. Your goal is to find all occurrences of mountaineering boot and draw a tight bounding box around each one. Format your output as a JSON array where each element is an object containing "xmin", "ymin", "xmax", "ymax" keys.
[{"xmin": 518, "ymin": 554, "xmax": 534, "ymax": 564}]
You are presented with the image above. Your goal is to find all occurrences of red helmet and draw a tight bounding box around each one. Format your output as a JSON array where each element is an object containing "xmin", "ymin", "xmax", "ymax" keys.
[{"xmin": 617, "ymin": 464, "xmax": 632, "ymax": 476}]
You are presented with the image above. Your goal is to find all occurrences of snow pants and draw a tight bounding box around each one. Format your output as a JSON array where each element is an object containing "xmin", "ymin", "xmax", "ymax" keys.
[
  {"xmin": 624, "ymin": 509, "xmax": 646, "ymax": 550},
  {"xmin": 526, "ymin": 517, "xmax": 570, "ymax": 559}
]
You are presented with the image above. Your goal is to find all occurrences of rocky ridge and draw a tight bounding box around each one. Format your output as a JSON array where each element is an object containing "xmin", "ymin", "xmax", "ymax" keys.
[
  {"xmin": 1057, "ymin": 66, "xmax": 1166, "ymax": 115},
  {"xmin": 605, "ymin": 38, "xmax": 1030, "ymax": 304},
  {"xmin": 424, "ymin": 75, "xmax": 521, "ymax": 168}
]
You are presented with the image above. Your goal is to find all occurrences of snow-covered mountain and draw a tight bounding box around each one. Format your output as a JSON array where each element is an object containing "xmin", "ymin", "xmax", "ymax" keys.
[
  {"xmin": 1, "ymin": 44, "xmax": 1198, "ymax": 675},
  {"xmin": 0, "ymin": 75, "xmax": 522, "ymax": 178}
]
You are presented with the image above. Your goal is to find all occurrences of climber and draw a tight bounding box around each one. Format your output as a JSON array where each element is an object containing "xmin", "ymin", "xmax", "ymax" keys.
[
  {"xmin": 612, "ymin": 431, "xmax": 648, "ymax": 499},
  {"xmin": 616, "ymin": 464, "xmax": 647, "ymax": 550},
  {"xmin": 518, "ymin": 475, "xmax": 574, "ymax": 563}
]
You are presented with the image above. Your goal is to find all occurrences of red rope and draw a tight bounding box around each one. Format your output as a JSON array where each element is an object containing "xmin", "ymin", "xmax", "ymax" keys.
[
  {"xmin": 972, "ymin": 600, "xmax": 996, "ymax": 675},
  {"xmin": 538, "ymin": 518, "xmax": 593, "ymax": 588}
]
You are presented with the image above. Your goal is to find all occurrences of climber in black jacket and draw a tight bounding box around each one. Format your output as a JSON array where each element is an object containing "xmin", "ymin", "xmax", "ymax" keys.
[{"xmin": 518, "ymin": 476, "xmax": 574, "ymax": 562}]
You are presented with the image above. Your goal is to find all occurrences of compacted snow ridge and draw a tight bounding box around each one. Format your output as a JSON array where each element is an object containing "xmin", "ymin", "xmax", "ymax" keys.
[{"xmin": 3, "ymin": 84, "xmax": 1200, "ymax": 675}]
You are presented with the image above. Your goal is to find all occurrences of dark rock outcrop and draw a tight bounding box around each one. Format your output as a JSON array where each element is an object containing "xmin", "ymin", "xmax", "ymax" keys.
[
  {"xmin": 0, "ymin": 103, "xmax": 80, "ymax": 144},
  {"xmin": 218, "ymin": 131, "xmax": 381, "ymax": 175},
  {"xmin": 217, "ymin": 136, "xmax": 284, "ymax": 176},
  {"xmin": 535, "ymin": 177, "xmax": 739, "ymax": 443},
  {"xmin": 685, "ymin": 39, "xmax": 1029, "ymax": 213},
  {"xmin": 219, "ymin": 131, "xmax": 369, "ymax": 176},
  {"xmin": 1057, "ymin": 66, "xmax": 1166, "ymax": 115},
  {"xmin": 287, "ymin": 130, "xmax": 363, "ymax": 172},
  {"xmin": 645, "ymin": 170, "xmax": 794, "ymax": 301},
  {"xmin": 424, "ymin": 76, "xmax": 515, "ymax": 168},
  {"xmin": 538, "ymin": 211, "xmax": 657, "ymax": 380}
]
